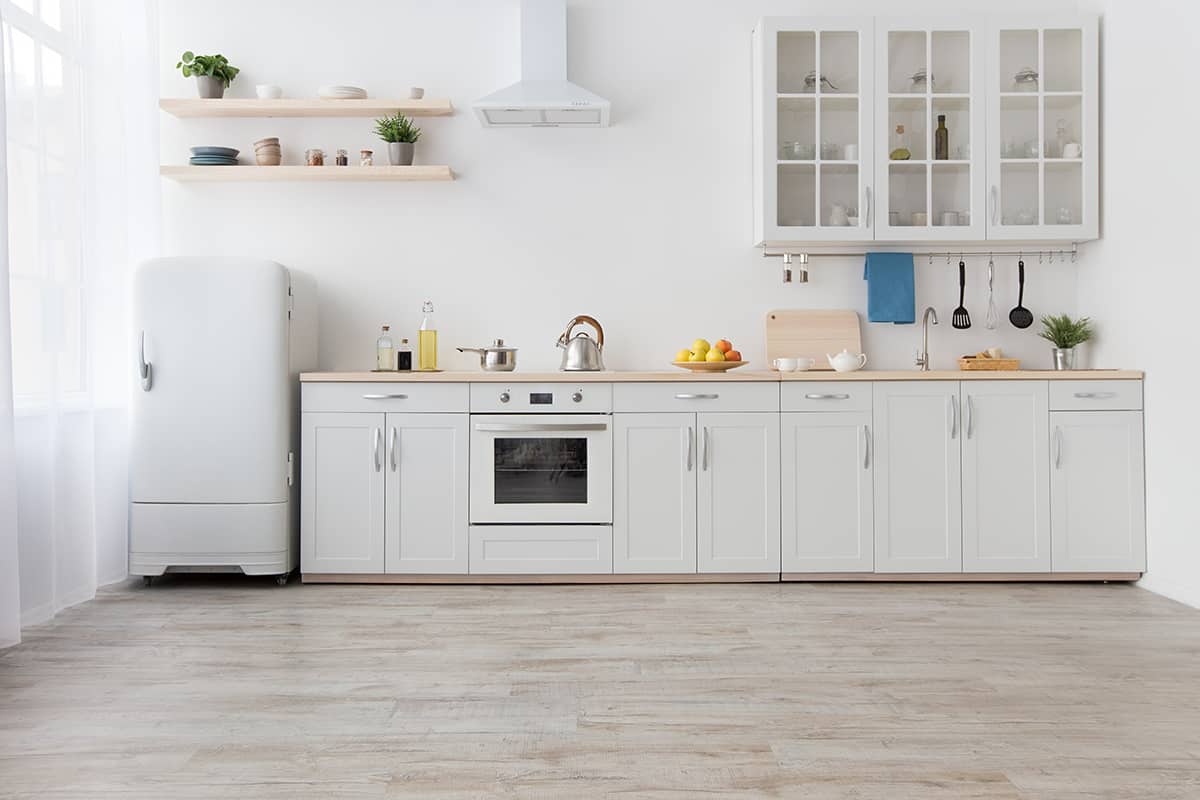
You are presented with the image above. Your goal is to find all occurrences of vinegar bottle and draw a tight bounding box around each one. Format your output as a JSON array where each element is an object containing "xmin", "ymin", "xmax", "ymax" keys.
[
  {"xmin": 418, "ymin": 300, "xmax": 437, "ymax": 371},
  {"xmin": 375, "ymin": 325, "xmax": 395, "ymax": 371}
]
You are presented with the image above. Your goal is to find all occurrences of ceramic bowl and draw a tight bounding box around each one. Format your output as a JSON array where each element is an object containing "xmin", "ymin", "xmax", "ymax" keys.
[{"xmin": 256, "ymin": 85, "xmax": 283, "ymax": 99}]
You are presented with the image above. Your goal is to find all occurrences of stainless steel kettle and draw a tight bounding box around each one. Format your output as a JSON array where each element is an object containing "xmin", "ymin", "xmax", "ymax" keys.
[{"xmin": 556, "ymin": 315, "xmax": 605, "ymax": 371}]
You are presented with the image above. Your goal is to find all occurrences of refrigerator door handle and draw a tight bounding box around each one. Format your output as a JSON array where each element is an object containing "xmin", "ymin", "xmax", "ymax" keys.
[{"xmin": 138, "ymin": 331, "xmax": 153, "ymax": 391}]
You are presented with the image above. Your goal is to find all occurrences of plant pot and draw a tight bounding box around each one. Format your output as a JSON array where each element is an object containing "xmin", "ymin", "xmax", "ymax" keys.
[
  {"xmin": 196, "ymin": 75, "xmax": 226, "ymax": 99},
  {"xmin": 1051, "ymin": 347, "xmax": 1077, "ymax": 371},
  {"xmin": 387, "ymin": 142, "xmax": 414, "ymax": 166}
]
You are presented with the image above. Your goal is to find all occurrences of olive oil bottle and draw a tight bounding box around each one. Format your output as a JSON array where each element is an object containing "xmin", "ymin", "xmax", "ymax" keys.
[
  {"xmin": 935, "ymin": 114, "xmax": 949, "ymax": 160},
  {"xmin": 418, "ymin": 299, "xmax": 437, "ymax": 371}
]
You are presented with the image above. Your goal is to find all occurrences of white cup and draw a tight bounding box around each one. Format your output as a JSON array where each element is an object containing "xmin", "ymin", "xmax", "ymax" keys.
[
  {"xmin": 772, "ymin": 357, "xmax": 799, "ymax": 372},
  {"xmin": 409, "ymin": 87, "xmax": 425, "ymax": 99},
  {"xmin": 1062, "ymin": 142, "xmax": 1082, "ymax": 158},
  {"xmin": 843, "ymin": 143, "xmax": 858, "ymax": 161},
  {"xmin": 912, "ymin": 211, "xmax": 928, "ymax": 227},
  {"xmin": 940, "ymin": 211, "xmax": 959, "ymax": 227},
  {"xmin": 794, "ymin": 357, "xmax": 815, "ymax": 371},
  {"xmin": 256, "ymin": 84, "xmax": 283, "ymax": 99}
]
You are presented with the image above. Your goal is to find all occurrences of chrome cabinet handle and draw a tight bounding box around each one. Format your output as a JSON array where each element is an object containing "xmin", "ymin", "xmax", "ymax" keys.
[
  {"xmin": 805, "ymin": 393, "xmax": 850, "ymax": 400},
  {"xmin": 474, "ymin": 422, "xmax": 607, "ymax": 433},
  {"xmin": 948, "ymin": 395, "xmax": 958, "ymax": 439},
  {"xmin": 685, "ymin": 426, "xmax": 694, "ymax": 471},
  {"xmin": 1073, "ymin": 391, "xmax": 1117, "ymax": 399},
  {"xmin": 138, "ymin": 331, "xmax": 153, "ymax": 391},
  {"xmin": 864, "ymin": 185, "xmax": 873, "ymax": 227},
  {"xmin": 373, "ymin": 428, "xmax": 382, "ymax": 472},
  {"xmin": 862, "ymin": 424, "xmax": 871, "ymax": 469},
  {"xmin": 1054, "ymin": 426, "xmax": 1063, "ymax": 469},
  {"xmin": 674, "ymin": 393, "xmax": 719, "ymax": 400},
  {"xmin": 701, "ymin": 427, "xmax": 710, "ymax": 471},
  {"xmin": 389, "ymin": 426, "xmax": 398, "ymax": 471},
  {"xmin": 966, "ymin": 395, "xmax": 974, "ymax": 439},
  {"xmin": 362, "ymin": 393, "xmax": 408, "ymax": 400},
  {"xmin": 990, "ymin": 185, "xmax": 999, "ymax": 225}
]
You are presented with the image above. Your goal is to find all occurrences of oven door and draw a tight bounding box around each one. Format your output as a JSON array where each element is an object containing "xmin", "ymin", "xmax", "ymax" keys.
[{"xmin": 470, "ymin": 414, "xmax": 612, "ymax": 524}]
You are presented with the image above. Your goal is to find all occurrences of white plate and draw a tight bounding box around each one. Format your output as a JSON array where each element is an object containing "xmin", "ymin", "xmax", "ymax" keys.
[{"xmin": 318, "ymin": 85, "xmax": 367, "ymax": 98}]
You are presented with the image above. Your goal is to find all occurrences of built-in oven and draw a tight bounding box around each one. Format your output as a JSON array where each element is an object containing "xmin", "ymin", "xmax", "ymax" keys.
[{"xmin": 469, "ymin": 384, "xmax": 612, "ymax": 525}]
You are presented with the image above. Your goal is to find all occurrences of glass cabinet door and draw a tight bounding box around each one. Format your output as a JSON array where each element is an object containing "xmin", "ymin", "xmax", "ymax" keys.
[
  {"xmin": 757, "ymin": 18, "xmax": 874, "ymax": 244},
  {"xmin": 874, "ymin": 18, "xmax": 985, "ymax": 241},
  {"xmin": 987, "ymin": 15, "xmax": 1098, "ymax": 240}
]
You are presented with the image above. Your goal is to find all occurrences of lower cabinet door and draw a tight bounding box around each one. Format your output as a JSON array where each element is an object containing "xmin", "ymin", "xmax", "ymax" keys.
[
  {"xmin": 613, "ymin": 414, "xmax": 697, "ymax": 573},
  {"xmin": 697, "ymin": 412, "xmax": 781, "ymax": 573},
  {"xmin": 384, "ymin": 413, "xmax": 469, "ymax": 574},
  {"xmin": 961, "ymin": 382, "xmax": 1051, "ymax": 572},
  {"xmin": 873, "ymin": 383, "xmax": 963, "ymax": 573},
  {"xmin": 1051, "ymin": 411, "xmax": 1146, "ymax": 572},
  {"xmin": 781, "ymin": 411, "xmax": 873, "ymax": 573},
  {"xmin": 301, "ymin": 412, "xmax": 385, "ymax": 574}
]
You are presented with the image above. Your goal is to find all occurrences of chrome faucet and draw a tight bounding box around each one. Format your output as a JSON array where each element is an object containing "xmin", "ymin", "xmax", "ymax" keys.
[{"xmin": 916, "ymin": 306, "xmax": 938, "ymax": 371}]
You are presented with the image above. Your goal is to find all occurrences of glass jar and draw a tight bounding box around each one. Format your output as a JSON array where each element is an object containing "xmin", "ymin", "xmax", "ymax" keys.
[
  {"xmin": 305, "ymin": 148, "xmax": 325, "ymax": 166},
  {"xmin": 360, "ymin": 149, "xmax": 373, "ymax": 166},
  {"xmin": 1013, "ymin": 67, "xmax": 1039, "ymax": 92},
  {"xmin": 335, "ymin": 149, "xmax": 348, "ymax": 166}
]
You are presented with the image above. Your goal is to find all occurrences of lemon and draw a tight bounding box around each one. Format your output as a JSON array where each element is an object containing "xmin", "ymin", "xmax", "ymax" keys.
[
  {"xmin": 691, "ymin": 338, "xmax": 711, "ymax": 355},
  {"xmin": 705, "ymin": 348, "xmax": 725, "ymax": 362},
  {"xmin": 688, "ymin": 351, "xmax": 706, "ymax": 363},
  {"xmin": 674, "ymin": 348, "xmax": 692, "ymax": 363}
]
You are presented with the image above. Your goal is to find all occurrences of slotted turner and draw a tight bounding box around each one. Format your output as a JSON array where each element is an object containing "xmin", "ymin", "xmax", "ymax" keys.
[
  {"xmin": 952, "ymin": 259, "xmax": 971, "ymax": 329},
  {"xmin": 1009, "ymin": 258, "xmax": 1033, "ymax": 329}
]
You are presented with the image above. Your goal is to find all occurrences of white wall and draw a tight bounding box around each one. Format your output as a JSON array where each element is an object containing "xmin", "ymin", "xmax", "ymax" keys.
[
  {"xmin": 159, "ymin": 0, "xmax": 1093, "ymax": 373},
  {"xmin": 1077, "ymin": 0, "xmax": 1200, "ymax": 608}
]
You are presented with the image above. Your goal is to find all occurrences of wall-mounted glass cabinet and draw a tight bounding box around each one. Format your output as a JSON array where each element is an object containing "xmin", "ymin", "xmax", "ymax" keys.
[{"xmin": 753, "ymin": 14, "xmax": 1098, "ymax": 247}]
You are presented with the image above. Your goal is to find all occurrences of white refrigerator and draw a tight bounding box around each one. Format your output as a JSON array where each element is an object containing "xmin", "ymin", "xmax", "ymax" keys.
[{"xmin": 129, "ymin": 258, "xmax": 317, "ymax": 581}]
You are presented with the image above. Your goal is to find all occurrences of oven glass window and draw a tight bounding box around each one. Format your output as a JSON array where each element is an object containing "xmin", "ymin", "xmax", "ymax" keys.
[{"xmin": 494, "ymin": 438, "xmax": 588, "ymax": 504}]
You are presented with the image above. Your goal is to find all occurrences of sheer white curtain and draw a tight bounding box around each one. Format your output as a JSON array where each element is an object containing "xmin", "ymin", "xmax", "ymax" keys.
[{"xmin": 1, "ymin": 0, "xmax": 158, "ymax": 646}]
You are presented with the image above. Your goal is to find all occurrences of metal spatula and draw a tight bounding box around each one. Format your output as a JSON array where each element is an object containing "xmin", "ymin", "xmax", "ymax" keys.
[{"xmin": 952, "ymin": 259, "xmax": 971, "ymax": 329}]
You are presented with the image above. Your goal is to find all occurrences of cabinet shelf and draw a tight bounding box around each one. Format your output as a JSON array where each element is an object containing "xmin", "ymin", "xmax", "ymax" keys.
[
  {"xmin": 159, "ymin": 97, "xmax": 454, "ymax": 118},
  {"xmin": 777, "ymin": 93, "xmax": 859, "ymax": 100},
  {"xmin": 160, "ymin": 165, "xmax": 455, "ymax": 182}
]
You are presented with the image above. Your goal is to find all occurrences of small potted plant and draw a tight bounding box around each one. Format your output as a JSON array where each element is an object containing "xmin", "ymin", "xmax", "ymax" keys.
[
  {"xmin": 373, "ymin": 113, "xmax": 422, "ymax": 166},
  {"xmin": 176, "ymin": 51, "xmax": 240, "ymax": 99},
  {"xmin": 1039, "ymin": 314, "xmax": 1093, "ymax": 370}
]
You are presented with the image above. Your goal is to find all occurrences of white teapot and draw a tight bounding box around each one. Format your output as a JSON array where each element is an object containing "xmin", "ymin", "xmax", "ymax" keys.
[{"xmin": 827, "ymin": 349, "xmax": 867, "ymax": 372}]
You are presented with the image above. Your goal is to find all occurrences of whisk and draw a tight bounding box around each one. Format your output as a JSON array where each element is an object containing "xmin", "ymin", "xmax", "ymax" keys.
[{"xmin": 985, "ymin": 256, "xmax": 999, "ymax": 330}]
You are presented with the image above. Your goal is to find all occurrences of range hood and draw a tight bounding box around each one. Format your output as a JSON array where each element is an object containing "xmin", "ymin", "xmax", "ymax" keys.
[{"xmin": 473, "ymin": 0, "xmax": 610, "ymax": 127}]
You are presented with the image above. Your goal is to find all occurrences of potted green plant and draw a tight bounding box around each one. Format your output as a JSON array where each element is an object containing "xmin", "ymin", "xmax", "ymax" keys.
[
  {"xmin": 1039, "ymin": 314, "xmax": 1094, "ymax": 370},
  {"xmin": 176, "ymin": 51, "xmax": 240, "ymax": 99},
  {"xmin": 374, "ymin": 113, "xmax": 422, "ymax": 166}
]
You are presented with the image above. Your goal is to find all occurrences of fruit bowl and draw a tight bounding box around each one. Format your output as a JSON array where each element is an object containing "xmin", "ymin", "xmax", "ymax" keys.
[{"xmin": 671, "ymin": 360, "xmax": 749, "ymax": 373}]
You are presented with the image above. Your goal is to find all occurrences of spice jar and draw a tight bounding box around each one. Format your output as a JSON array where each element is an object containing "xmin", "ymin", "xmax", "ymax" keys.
[
  {"xmin": 305, "ymin": 148, "xmax": 325, "ymax": 166},
  {"xmin": 335, "ymin": 149, "xmax": 348, "ymax": 166},
  {"xmin": 360, "ymin": 149, "xmax": 373, "ymax": 167}
]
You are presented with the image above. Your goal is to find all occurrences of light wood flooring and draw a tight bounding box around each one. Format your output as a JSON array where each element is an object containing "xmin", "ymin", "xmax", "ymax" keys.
[{"xmin": 2, "ymin": 578, "xmax": 1199, "ymax": 798}]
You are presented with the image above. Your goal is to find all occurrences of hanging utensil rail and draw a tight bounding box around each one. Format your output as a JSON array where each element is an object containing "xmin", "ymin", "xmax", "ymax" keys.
[{"xmin": 764, "ymin": 243, "xmax": 1079, "ymax": 263}]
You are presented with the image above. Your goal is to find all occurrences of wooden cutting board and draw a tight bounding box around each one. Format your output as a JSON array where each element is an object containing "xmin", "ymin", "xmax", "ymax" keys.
[{"xmin": 765, "ymin": 310, "xmax": 862, "ymax": 371}]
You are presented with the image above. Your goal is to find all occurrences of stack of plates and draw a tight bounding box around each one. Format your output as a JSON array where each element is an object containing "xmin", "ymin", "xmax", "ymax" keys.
[
  {"xmin": 318, "ymin": 85, "xmax": 367, "ymax": 99},
  {"xmin": 189, "ymin": 146, "xmax": 239, "ymax": 166}
]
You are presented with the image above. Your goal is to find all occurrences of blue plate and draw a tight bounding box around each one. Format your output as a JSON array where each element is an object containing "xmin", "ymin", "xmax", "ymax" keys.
[
  {"xmin": 190, "ymin": 146, "xmax": 239, "ymax": 157},
  {"xmin": 189, "ymin": 159, "xmax": 237, "ymax": 166}
]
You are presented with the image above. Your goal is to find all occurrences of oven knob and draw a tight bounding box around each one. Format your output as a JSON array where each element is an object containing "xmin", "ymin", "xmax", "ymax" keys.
[
  {"xmin": 499, "ymin": 392, "xmax": 510, "ymax": 403},
  {"xmin": 572, "ymin": 391, "xmax": 583, "ymax": 403}
]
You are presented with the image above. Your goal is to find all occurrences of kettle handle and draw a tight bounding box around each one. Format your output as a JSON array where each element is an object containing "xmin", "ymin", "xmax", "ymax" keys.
[{"xmin": 562, "ymin": 315, "xmax": 604, "ymax": 348}]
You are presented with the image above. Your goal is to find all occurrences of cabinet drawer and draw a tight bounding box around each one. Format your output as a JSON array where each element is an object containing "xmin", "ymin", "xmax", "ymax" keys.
[
  {"xmin": 613, "ymin": 382, "xmax": 778, "ymax": 413},
  {"xmin": 468, "ymin": 525, "xmax": 613, "ymax": 574},
  {"xmin": 1049, "ymin": 381, "xmax": 1142, "ymax": 411},
  {"xmin": 302, "ymin": 382, "xmax": 469, "ymax": 413},
  {"xmin": 781, "ymin": 382, "xmax": 872, "ymax": 412}
]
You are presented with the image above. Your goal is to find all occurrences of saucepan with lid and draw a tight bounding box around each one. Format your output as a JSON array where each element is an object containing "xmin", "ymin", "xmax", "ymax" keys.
[{"xmin": 457, "ymin": 339, "xmax": 518, "ymax": 371}]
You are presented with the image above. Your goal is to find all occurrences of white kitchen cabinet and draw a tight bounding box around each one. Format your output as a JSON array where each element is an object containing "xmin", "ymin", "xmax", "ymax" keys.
[
  {"xmin": 986, "ymin": 15, "xmax": 1099, "ymax": 240},
  {"xmin": 384, "ymin": 414, "xmax": 469, "ymax": 574},
  {"xmin": 874, "ymin": 16, "xmax": 987, "ymax": 241},
  {"xmin": 1050, "ymin": 411, "xmax": 1146, "ymax": 572},
  {"xmin": 753, "ymin": 17, "xmax": 876, "ymax": 246},
  {"xmin": 781, "ymin": 411, "xmax": 873, "ymax": 572},
  {"xmin": 961, "ymin": 382, "xmax": 1051, "ymax": 572},
  {"xmin": 872, "ymin": 383, "xmax": 962, "ymax": 572},
  {"xmin": 613, "ymin": 414, "xmax": 697, "ymax": 574},
  {"xmin": 301, "ymin": 412, "xmax": 385, "ymax": 574},
  {"xmin": 697, "ymin": 413, "xmax": 781, "ymax": 574}
]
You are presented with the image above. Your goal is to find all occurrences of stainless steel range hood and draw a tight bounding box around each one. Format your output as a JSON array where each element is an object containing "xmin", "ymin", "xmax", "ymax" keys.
[{"xmin": 473, "ymin": 0, "xmax": 611, "ymax": 128}]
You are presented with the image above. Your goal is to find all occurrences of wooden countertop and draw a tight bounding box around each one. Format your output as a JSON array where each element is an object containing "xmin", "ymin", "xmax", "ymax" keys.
[{"xmin": 301, "ymin": 369, "xmax": 1143, "ymax": 383}]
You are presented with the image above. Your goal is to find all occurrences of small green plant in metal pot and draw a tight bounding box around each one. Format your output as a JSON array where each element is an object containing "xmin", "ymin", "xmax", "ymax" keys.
[
  {"xmin": 176, "ymin": 51, "xmax": 240, "ymax": 98},
  {"xmin": 1039, "ymin": 314, "xmax": 1093, "ymax": 370},
  {"xmin": 374, "ymin": 113, "xmax": 422, "ymax": 165}
]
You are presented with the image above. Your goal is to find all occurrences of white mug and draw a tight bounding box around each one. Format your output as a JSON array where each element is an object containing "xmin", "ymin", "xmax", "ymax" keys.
[
  {"xmin": 843, "ymin": 143, "xmax": 858, "ymax": 161},
  {"xmin": 794, "ymin": 357, "xmax": 815, "ymax": 371},
  {"xmin": 772, "ymin": 357, "xmax": 799, "ymax": 372},
  {"xmin": 940, "ymin": 211, "xmax": 959, "ymax": 227},
  {"xmin": 255, "ymin": 84, "xmax": 283, "ymax": 99},
  {"xmin": 1062, "ymin": 142, "xmax": 1082, "ymax": 158}
]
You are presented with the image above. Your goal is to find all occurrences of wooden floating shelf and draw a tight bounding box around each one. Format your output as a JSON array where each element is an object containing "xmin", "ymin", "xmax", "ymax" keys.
[
  {"xmin": 159, "ymin": 97, "xmax": 454, "ymax": 118},
  {"xmin": 160, "ymin": 165, "xmax": 455, "ymax": 182}
]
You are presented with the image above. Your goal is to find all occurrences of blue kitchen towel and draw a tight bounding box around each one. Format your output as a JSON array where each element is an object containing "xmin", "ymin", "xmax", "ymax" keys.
[{"xmin": 863, "ymin": 253, "xmax": 915, "ymax": 324}]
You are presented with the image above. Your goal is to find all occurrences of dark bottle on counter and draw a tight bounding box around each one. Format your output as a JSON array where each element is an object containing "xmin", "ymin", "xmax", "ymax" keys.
[
  {"xmin": 935, "ymin": 114, "xmax": 949, "ymax": 160},
  {"xmin": 396, "ymin": 338, "xmax": 413, "ymax": 371}
]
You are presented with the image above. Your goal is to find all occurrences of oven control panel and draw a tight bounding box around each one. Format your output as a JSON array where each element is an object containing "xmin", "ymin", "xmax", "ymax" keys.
[{"xmin": 469, "ymin": 383, "xmax": 613, "ymax": 413}]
